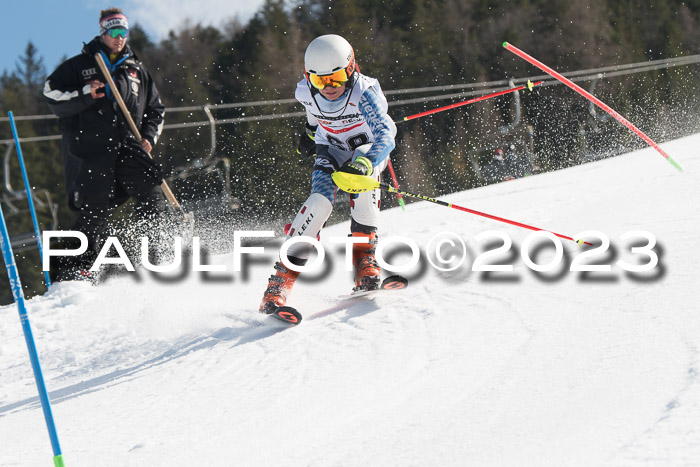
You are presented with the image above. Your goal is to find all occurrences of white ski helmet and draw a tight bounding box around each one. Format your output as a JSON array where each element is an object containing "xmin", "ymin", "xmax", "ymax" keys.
[{"xmin": 304, "ymin": 34, "xmax": 357, "ymax": 79}]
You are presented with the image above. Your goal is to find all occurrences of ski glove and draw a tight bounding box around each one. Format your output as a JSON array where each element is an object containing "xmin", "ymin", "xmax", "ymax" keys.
[
  {"xmin": 338, "ymin": 156, "xmax": 373, "ymax": 177},
  {"xmin": 297, "ymin": 123, "xmax": 317, "ymax": 158}
]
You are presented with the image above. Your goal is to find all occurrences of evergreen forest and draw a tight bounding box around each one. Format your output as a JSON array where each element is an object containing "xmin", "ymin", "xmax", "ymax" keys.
[{"xmin": 1, "ymin": 0, "xmax": 699, "ymax": 303}]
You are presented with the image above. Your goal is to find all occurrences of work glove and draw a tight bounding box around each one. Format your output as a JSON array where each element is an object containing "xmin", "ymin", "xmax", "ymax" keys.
[
  {"xmin": 337, "ymin": 156, "xmax": 373, "ymax": 177},
  {"xmin": 297, "ymin": 123, "xmax": 317, "ymax": 158}
]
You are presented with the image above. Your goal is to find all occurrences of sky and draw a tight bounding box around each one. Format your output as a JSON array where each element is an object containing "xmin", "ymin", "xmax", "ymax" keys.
[
  {"xmin": 2, "ymin": 0, "xmax": 267, "ymax": 77},
  {"xmin": 0, "ymin": 133, "xmax": 698, "ymax": 465}
]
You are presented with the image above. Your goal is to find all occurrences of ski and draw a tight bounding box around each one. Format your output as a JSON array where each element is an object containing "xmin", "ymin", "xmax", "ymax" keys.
[
  {"xmin": 379, "ymin": 274, "xmax": 408, "ymax": 290},
  {"xmin": 261, "ymin": 302, "xmax": 302, "ymax": 325},
  {"xmin": 268, "ymin": 305, "xmax": 303, "ymax": 325},
  {"xmin": 342, "ymin": 275, "xmax": 408, "ymax": 299},
  {"xmin": 264, "ymin": 276, "xmax": 407, "ymax": 326}
]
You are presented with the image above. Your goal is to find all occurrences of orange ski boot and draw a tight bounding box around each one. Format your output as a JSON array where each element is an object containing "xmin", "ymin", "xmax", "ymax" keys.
[
  {"xmin": 351, "ymin": 231, "xmax": 381, "ymax": 291},
  {"xmin": 259, "ymin": 261, "xmax": 301, "ymax": 314}
]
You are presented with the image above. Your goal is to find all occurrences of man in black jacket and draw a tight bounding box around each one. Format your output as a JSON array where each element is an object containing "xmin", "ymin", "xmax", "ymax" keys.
[{"xmin": 44, "ymin": 7, "xmax": 166, "ymax": 279}]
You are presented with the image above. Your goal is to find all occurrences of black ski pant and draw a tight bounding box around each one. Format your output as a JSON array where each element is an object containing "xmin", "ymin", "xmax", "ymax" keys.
[{"xmin": 71, "ymin": 146, "xmax": 166, "ymax": 252}]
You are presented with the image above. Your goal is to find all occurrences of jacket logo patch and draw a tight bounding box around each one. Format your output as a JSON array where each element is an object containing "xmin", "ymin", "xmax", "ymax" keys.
[
  {"xmin": 82, "ymin": 68, "xmax": 97, "ymax": 78},
  {"xmin": 312, "ymin": 113, "xmax": 361, "ymax": 122}
]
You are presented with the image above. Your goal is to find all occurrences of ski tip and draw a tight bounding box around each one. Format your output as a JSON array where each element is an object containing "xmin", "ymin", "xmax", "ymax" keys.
[
  {"xmin": 381, "ymin": 275, "xmax": 408, "ymax": 290},
  {"xmin": 273, "ymin": 306, "xmax": 302, "ymax": 325},
  {"xmin": 502, "ymin": 41, "xmax": 509, "ymax": 48}
]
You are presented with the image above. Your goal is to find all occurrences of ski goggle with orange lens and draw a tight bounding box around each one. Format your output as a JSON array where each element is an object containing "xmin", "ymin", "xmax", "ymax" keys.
[
  {"xmin": 107, "ymin": 28, "xmax": 129, "ymax": 38},
  {"xmin": 307, "ymin": 69, "xmax": 350, "ymax": 90}
]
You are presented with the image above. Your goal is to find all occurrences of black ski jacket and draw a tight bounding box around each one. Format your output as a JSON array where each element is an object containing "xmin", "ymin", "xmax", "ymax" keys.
[{"xmin": 44, "ymin": 37, "xmax": 165, "ymax": 209}]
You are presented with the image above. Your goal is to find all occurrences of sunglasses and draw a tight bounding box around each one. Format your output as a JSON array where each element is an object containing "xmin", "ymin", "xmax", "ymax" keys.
[
  {"xmin": 107, "ymin": 28, "xmax": 129, "ymax": 39},
  {"xmin": 308, "ymin": 69, "xmax": 349, "ymax": 90}
]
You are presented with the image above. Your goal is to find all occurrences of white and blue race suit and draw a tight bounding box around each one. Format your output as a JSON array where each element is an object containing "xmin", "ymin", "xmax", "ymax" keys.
[{"xmin": 285, "ymin": 73, "xmax": 397, "ymax": 259}]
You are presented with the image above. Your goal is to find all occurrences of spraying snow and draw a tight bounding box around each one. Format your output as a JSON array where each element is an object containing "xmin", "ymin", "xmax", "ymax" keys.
[{"xmin": 1, "ymin": 134, "xmax": 699, "ymax": 466}]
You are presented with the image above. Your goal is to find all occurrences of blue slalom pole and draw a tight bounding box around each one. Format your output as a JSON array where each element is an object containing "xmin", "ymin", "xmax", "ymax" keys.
[
  {"xmin": 0, "ymin": 203, "xmax": 65, "ymax": 467},
  {"xmin": 7, "ymin": 111, "xmax": 52, "ymax": 288}
]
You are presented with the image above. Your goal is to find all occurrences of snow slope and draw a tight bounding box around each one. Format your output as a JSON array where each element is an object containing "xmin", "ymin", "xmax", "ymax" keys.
[{"xmin": 1, "ymin": 134, "xmax": 699, "ymax": 466}]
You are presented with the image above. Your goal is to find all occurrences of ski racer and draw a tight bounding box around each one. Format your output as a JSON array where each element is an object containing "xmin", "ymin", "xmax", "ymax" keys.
[
  {"xmin": 260, "ymin": 34, "xmax": 397, "ymax": 314},
  {"xmin": 43, "ymin": 7, "xmax": 166, "ymax": 280}
]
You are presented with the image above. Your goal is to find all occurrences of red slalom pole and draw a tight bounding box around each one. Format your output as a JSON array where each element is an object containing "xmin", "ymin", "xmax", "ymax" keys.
[
  {"xmin": 386, "ymin": 159, "xmax": 406, "ymax": 210},
  {"xmin": 503, "ymin": 42, "xmax": 683, "ymax": 172},
  {"xmin": 402, "ymin": 80, "xmax": 542, "ymax": 122},
  {"xmin": 392, "ymin": 81, "xmax": 542, "ymax": 212}
]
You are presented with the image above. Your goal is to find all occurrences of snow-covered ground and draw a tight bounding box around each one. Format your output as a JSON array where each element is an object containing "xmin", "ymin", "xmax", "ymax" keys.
[{"xmin": 1, "ymin": 134, "xmax": 699, "ymax": 466}]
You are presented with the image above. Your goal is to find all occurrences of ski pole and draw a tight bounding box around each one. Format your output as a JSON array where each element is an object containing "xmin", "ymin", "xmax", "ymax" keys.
[
  {"xmin": 332, "ymin": 172, "xmax": 591, "ymax": 245},
  {"xmin": 0, "ymin": 204, "xmax": 65, "ymax": 467},
  {"xmin": 502, "ymin": 42, "xmax": 683, "ymax": 172},
  {"xmin": 7, "ymin": 111, "xmax": 51, "ymax": 288},
  {"xmin": 399, "ymin": 80, "xmax": 542, "ymax": 122},
  {"xmin": 94, "ymin": 53, "xmax": 191, "ymax": 222}
]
